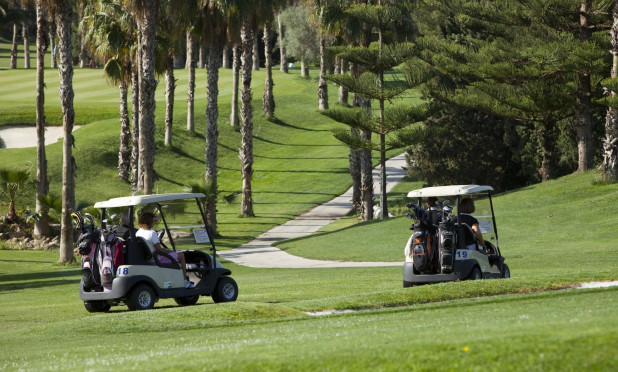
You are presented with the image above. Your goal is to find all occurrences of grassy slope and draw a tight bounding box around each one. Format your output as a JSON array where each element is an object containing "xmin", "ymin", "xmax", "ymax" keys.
[
  {"xmin": 278, "ymin": 171, "xmax": 618, "ymax": 281},
  {"xmin": 0, "ymin": 65, "xmax": 366, "ymax": 250}
]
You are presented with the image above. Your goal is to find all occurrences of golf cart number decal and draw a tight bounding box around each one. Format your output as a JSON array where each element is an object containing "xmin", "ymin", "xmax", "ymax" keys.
[
  {"xmin": 117, "ymin": 267, "xmax": 129, "ymax": 276},
  {"xmin": 456, "ymin": 251, "xmax": 468, "ymax": 259}
]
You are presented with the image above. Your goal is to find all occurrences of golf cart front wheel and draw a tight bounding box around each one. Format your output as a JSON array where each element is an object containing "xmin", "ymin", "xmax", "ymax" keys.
[
  {"xmin": 501, "ymin": 264, "xmax": 511, "ymax": 278},
  {"xmin": 467, "ymin": 266, "xmax": 482, "ymax": 280},
  {"xmin": 127, "ymin": 284, "xmax": 156, "ymax": 311},
  {"xmin": 84, "ymin": 300, "xmax": 111, "ymax": 313},
  {"xmin": 403, "ymin": 280, "xmax": 415, "ymax": 288},
  {"xmin": 212, "ymin": 277, "xmax": 238, "ymax": 303}
]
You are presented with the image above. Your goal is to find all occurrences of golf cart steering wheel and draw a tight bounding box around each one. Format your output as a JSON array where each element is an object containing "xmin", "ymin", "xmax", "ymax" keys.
[{"xmin": 157, "ymin": 229, "xmax": 171, "ymax": 250}]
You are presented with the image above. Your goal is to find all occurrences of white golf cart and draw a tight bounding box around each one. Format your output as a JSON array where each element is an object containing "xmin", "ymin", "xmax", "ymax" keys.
[
  {"xmin": 78, "ymin": 193, "xmax": 238, "ymax": 312},
  {"xmin": 403, "ymin": 185, "xmax": 510, "ymax": 287}
]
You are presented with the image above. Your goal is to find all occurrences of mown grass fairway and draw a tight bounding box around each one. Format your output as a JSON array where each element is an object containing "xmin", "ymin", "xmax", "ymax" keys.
[{"xmin": 1, "ymin": 42, "xmax": 617, "ymax": 370}]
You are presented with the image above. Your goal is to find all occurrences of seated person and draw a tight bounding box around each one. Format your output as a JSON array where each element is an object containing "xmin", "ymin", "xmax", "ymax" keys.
[
  {"xmin": 459, "ymin": 197, "xmax": 485, "ymax": 250},
  {"xmin": 137, "ymin": 212, "xmax": 194, "ymax": 288}
]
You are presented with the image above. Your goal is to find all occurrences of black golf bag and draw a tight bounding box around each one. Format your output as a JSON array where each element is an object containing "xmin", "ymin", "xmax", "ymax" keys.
[
  {"xmin": 407, "ymin": 204, "xmax": 440, "ymax": 273},
  {"xmin": 78, "ymin": 229, "xmax": 101, "ymax": 291},
  {"xmin": 437, "ymin": 220, "xmax": 457, "ymax": 273}
]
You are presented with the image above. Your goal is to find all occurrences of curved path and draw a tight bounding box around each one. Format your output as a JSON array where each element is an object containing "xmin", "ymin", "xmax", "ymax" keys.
[{"xmin": 218, "ymin": 154, "xmax": 408, "ymax": 268}]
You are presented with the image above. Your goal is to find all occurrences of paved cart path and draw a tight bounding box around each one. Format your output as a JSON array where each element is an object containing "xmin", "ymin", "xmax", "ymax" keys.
[{"xmin": 218, "ymin": 154, "xmax": 407, "ymax": 268}]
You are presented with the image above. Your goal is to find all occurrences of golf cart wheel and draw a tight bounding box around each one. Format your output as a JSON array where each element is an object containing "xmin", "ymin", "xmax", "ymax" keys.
[
  {"xmin": 127, "ymin": 284, "xmax": 155, "ymax": 311},
  {"xmin": 212, "ymin": 277, "xmax": 238, "ymax": 303},
  {"xmin": 501, "ymin": 263, "xmax": 511, "ymax": 279},
  {"xmin": 403, "ymin": 280, "xmax": 415, "ymax": 288},
  {"xmin": 174, "ymin": 295, "xmax": 200, "ymax": 306},
  {"xmin": 467, "ymin": 266, "xmax": 482, "ymax": 280},
  {"xmin": 84, "ymin": 300, "xmax": 111, "ymax": 313}
]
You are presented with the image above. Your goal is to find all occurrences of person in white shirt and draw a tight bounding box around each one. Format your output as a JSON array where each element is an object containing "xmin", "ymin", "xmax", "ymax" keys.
[{"xmin": 136, "ymin": 212, "xmax": 194, "ymax": 288}]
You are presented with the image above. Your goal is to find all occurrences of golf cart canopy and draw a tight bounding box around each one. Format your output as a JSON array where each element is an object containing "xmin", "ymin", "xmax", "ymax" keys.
[
  {"xmin": 407, "ymin": 185, "xmax": 493, "ymax": 198},
  {"xmin": 93, "ymin": 193, "xmax": 205, "ymax": 209}
]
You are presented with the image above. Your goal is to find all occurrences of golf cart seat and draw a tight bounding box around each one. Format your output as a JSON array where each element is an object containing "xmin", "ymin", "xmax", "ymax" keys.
[
  {"xmin": 458, "ymin": 223, "xmax": 480, "ymax": 250},
  {"xmin": 125, "ymin": 237, "xmax": 181, "ymax": 270}
]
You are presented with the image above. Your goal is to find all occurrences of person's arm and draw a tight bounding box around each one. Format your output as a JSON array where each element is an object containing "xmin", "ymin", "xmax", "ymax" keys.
[{"xmin": 471, "ymin": 224, "xmax": 485, "ymax": 247}]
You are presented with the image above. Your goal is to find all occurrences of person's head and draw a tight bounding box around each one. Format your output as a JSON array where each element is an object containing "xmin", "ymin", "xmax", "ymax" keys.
[
  {"xmin": 138, "ymin": 212, "xmax": 156, "ymax": 229},
  {"xmin": 460, "ymin": 197, "xmax": 475, "ymax": 213},
  {"xmin": 427, "ymin": 197, "xmax": 438, "ymax": 209}
]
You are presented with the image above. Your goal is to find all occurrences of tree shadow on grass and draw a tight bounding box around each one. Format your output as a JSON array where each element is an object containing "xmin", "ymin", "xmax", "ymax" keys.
[
  {"xmin": 269, "ymin": 117, "xmax": 329, "ymax": 132},
  {"xmin": 0, "ymin": 268, "xmax": 80, "ymax": 292}
]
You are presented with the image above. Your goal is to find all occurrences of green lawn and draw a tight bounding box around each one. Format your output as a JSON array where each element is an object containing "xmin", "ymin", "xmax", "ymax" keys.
[{"xmin": 0, "ymin": 249, "xmax": 616, "ymax": 371}]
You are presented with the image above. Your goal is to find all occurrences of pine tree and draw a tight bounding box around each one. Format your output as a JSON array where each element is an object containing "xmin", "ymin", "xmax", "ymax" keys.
[{"xmin": 323, "ymin": 2, "xmax": 429, "ymax": 220}]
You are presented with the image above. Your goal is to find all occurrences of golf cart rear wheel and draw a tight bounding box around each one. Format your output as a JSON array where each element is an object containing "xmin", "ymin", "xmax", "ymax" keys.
[
  {"xmin": 467, "ymin": 266, "xmax": 482, "ymax": 280},
  {"xmin": 212, "ymin": 277, "xmax": 238, "ymax": 303},
  {"xmin": 127, "ymin": 284, "xmax": 155, "ymax": 311},
  {"xmin": 501, "ymin": 263, "xmax": 511, "ymax": 278},
  {"xmin": 84, "ymin": 300, "xmax": 111, "ymax": 313},
  {"xmin": 174, "ymin": 295, "xmax": 200, "ymax": 306}
]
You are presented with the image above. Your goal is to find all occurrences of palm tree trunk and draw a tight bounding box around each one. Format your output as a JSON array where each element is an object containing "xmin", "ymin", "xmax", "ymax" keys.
[
  {"xmin": 137, "ymin": 2, "xmax": 159, "ymax": 195},
  {"xmin": 230, "ymin": 43, "xmax": 240, "ymax": 127},
  {"xmin": 252, "ymin": 37, "xmax": 259, "ymax": 71},
  {"xmin": 240, "ymin": 20, "xmax": 255, "ymax": 217},
  {"xmin": 118, "ymin": 80, "xmax": 131, "ymax": 181},
  {"xmin": 22, "ymin": 23, "xmax": 30, "ymax": 69},
  {"xmin": 360, "ymin": 130, "xmax": 373, "ymax": 221},
  {"xmin": 130, "ymin": 67, "xmax": 140, "ymax": 193},
  {"xmin": 49, "ymin": 22, "xmax": 57, "ymax": 69},
  {"xmin": 56, "ymin": 0, "xmax": 76, "ymax": 263},
  {"xmin": 11, "ymin": 23, "xmax": 18, "ymax": 69},
  {"xmin": 349, "ymin": 130, "xmax": 361, "ymax": 215},
  {"xmin": 575, "ymin": 0, "xmax": 594, "ymax": 172},
  {"xmin": 164, "ymin": 53, "xmax": 175, "ymax": 146},
  {"xmin": 338, "ymin": 59, "xmax": 348, "ymax": 106},
  {"xmin": 78, "ymin": 3, "xmax": 87, "ymax": 68},
  {"xmin": 186, "ymin": 31, "xmax": 196, "ymax": 132},
  {"xmin": 301, "ymin": 57, "xmax": 308, "ymax": 78},
  {"xmin": 603, "ymin": 1, "xmax": 618, "ymax": 182},
  {"xmin": 262, "ymin": 23, "xmax": 275, "ymax": 118},
  {"xmin": 222, "ymin": 43, "xmax": 229, "ymax": 69},
  {"xmin": 318, "ymin": 35, "xmax": 328, "ymax": 110},
  {"xmin": 206, "ymin": 39, "xmax": 222, "ymax": 234},
  {"xmin": 278, "ymin": 13, "xmax": 288, "ymax": 73},
  {"xmin": 34, "ymin": 0, "xmax": 50, "ymax": 237}
]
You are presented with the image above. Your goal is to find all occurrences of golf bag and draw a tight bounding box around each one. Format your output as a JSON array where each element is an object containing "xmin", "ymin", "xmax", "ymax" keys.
[
  {"xmin": 78, "ymin": 229, "xmax": 101, "ymax": 291},
  {"xmin": 407, "ymin": 204, "xmax": 440, "ymax": 273},
  {"xmin": 98, "ymin": 232, "xmax": 114, "ymax": 290},
  {"xmin": 437, "ymin": 220, "xmax": 456, "ymax": 273}
]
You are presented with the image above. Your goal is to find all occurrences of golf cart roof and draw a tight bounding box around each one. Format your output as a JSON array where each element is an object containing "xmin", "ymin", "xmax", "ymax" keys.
[
  {"xmin": 407, "ymin": 185, "xmax": 493, "ymax": 198},
  {"xmin": 93, "ymin": 193, "xmax": 205, "ymax": 209}
]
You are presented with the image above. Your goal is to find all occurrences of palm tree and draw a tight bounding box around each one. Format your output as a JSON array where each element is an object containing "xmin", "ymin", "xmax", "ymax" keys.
[
  {"xmin": 0, "ymin": 169, "xmax": 32, "ymax": 224},
  {"xmin": 262, "ymin": 19, "xmax": 275, "ymax": 118},
  {"xmin": 230, "ymin": 42, "xmax": 241, "ymax": 126},
  {"xmin": 53, "ymin": 0, "xmax": 77, "ymax": 262},
  {"xmin": 186, "ymin": 29, "xmax": 197, "ymax": 132},
  {"xmin": 34, "ymin": 0, "xmax": 50, "ymax": 237},
  {"xmin": 128, "ymin": 0, "xmax": 160, "ymax": 195},
  {"xmin": 240, "ymin": 14, "xmax": 256, "ymax": 217},
  {"xmin": 277, "ymin": 11, "xmax": 287, "ymax": 73},
  {"xmin": 202, "ymin": 0, "xmax": 229, "ymax": 234},
  {"xmin": 81, "ymin": 0, "xmax": 136, "ymax": 181},
  {"xmin": 601, "ymin": 0, "xmax": 618, "ymax": 181}
]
